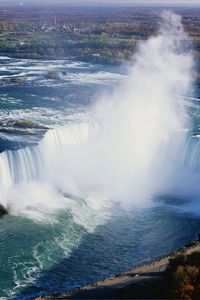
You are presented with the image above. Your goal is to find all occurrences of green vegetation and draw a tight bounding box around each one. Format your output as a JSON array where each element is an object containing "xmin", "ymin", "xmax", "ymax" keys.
[
  {"xmin": 165, "ymin": 245, "xmax": 200, "ymax": 299},
  {"xmin": 0, "ymin": 6, "xmax": 200, "ymax": 69},
  {"xmin": 14, "ymin": 119, "xmax": 48, "ymax": 129}
]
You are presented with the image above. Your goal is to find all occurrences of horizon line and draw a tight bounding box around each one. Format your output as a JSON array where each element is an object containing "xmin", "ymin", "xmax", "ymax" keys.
[{"xmin": 0, "ymin": 4, "xmax": 200, "ymax": 7}]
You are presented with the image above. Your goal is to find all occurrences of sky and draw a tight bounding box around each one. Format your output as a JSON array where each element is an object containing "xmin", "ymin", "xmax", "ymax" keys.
[{"xmin": 1, "ymin": 0, "xmax": 200, "ymax": 6}]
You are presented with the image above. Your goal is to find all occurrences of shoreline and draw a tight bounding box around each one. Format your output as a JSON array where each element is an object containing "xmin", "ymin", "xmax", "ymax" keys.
[
  {"xmin": 35, "ymin": 238, "xmax": 200, "ymax": 299},
  {"xmin": 0, "ymin": 51, "xmax": 121, "ymax": 66}
]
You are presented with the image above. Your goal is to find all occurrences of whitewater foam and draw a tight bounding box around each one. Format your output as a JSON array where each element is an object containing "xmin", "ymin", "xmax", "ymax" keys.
[{"xmin": 0, "ymin": 11, "xmax": 198, "ymax": 226}]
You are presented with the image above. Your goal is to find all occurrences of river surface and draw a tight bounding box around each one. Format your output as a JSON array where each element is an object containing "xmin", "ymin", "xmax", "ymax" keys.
[{"xmin": 0, "ymin": 56, "xmax": 200, "ymax": 299}]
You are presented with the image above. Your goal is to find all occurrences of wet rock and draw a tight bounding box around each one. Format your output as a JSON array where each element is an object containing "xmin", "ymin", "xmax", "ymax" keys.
[
  {"xmin": 45, "ymin": 70, "xmax": 60, "ymax": 80},
  {"xmin": 10, "ymin": 77, "xmax": 23, "ymax": 84},
  {"xmin": 0, "ymin": 204, "xmax": 8, "ymax": 217},
  {"xmin": 0, "ymin": 127, "xmax": 34, "ymax": 135},
  {"xmin": 14, "ymin": 119, "xmax": 48, "ymax": 130}
]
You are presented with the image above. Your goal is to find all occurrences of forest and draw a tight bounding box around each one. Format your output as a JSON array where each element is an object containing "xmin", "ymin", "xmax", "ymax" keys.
[{"xmin": 0, "ymin": 6, "xmax": 200, "ymax": 66}]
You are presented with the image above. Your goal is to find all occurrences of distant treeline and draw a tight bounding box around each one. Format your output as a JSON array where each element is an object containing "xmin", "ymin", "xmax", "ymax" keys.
[{"xmin": 0, "ymin": 6, "xmax": 200, "ymax": 71}]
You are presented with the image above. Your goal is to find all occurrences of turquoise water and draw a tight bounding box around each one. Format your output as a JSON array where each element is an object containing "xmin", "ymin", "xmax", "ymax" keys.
[{"xmin": 0, "ymin": 56, "xmax": 200, "ymax": 299}]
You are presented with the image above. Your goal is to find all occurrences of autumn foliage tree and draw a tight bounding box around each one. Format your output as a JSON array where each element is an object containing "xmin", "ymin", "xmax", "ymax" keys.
[{"xmin": 165, "ymin": 252, "xmax": 200, "ymax": 300}]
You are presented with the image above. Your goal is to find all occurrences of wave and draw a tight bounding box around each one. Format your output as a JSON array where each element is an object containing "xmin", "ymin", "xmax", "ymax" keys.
[
  {"xmin": 61, "ymin": 71, "xmax": 125, "ymax": 84},
  {"xmin": 0, "ymin": 56, "xmax": 11, "ymax": 60}
]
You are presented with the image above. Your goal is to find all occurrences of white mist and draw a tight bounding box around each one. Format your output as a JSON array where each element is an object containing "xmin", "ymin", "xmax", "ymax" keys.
[{"xmin": 0, "ymin": 12, "xmax": 195, "ymax": 225}]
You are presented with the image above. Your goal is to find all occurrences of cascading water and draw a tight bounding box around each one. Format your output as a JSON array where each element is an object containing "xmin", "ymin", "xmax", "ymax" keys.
[
  {"xmin": 1, "ymin": 10, "xmax": 200, "ymax": 300},
  {"xmin": 0, "ymin": 11, "xmax": 197, "ymax": 218},
  {"xmin": 0, "ymin": 147, "xmax": 42, "ymax": 188},
  {"xmin": 181, "ymin": 136, "xmax": 200, "ymax": 171},
  {"xmin": 0, "ymin": 122, "xmax": 98, "ymax": 213}
]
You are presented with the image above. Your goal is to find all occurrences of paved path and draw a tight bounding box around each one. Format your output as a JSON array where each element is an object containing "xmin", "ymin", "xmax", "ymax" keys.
[{"xmin": 36, "ymin": 244, "xmax": 200, "ymax": 299}]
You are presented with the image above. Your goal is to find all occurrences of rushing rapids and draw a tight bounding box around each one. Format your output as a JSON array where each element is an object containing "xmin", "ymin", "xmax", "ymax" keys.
[
  {"xmin": 0, "ymin": 11, "xmax": 198, "ymax": 215},
  {"xmin": 0, "ymin": 11, "xmax": 200, "ymax": 300}
]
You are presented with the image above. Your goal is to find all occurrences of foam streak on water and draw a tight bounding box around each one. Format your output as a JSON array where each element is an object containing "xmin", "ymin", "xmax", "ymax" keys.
[{"xmin": 1, "ymin": 11, "xmax": 200, "ymax": 299}]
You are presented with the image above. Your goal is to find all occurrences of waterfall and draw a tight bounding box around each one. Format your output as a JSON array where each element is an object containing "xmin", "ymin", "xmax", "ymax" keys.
[
  {"xmin": 0, "ymin": 147, "xmax": 42, "ymax": 189},
  {"xmin": 181, "ymin": 136, "xmax": 200, "ymax": 171},
  {"xmin": 0, "ymin": 121, "xmax": 97, "ymax": 192},
  {"xmin": 0, "ymin": 11, "xmax": 197, "ymax": 215}
]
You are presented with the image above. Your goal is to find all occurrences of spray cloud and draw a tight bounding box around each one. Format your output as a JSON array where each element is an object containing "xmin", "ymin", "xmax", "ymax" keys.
[{"xmin": 0, "ymin": 11, "xmax": 195, "ymax": 225}]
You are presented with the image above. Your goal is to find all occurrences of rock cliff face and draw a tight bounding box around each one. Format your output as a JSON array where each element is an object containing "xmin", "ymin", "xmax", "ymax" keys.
[{"xmin": 0, "ymin": 205, "xmax": 7, "ymax": 217}]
